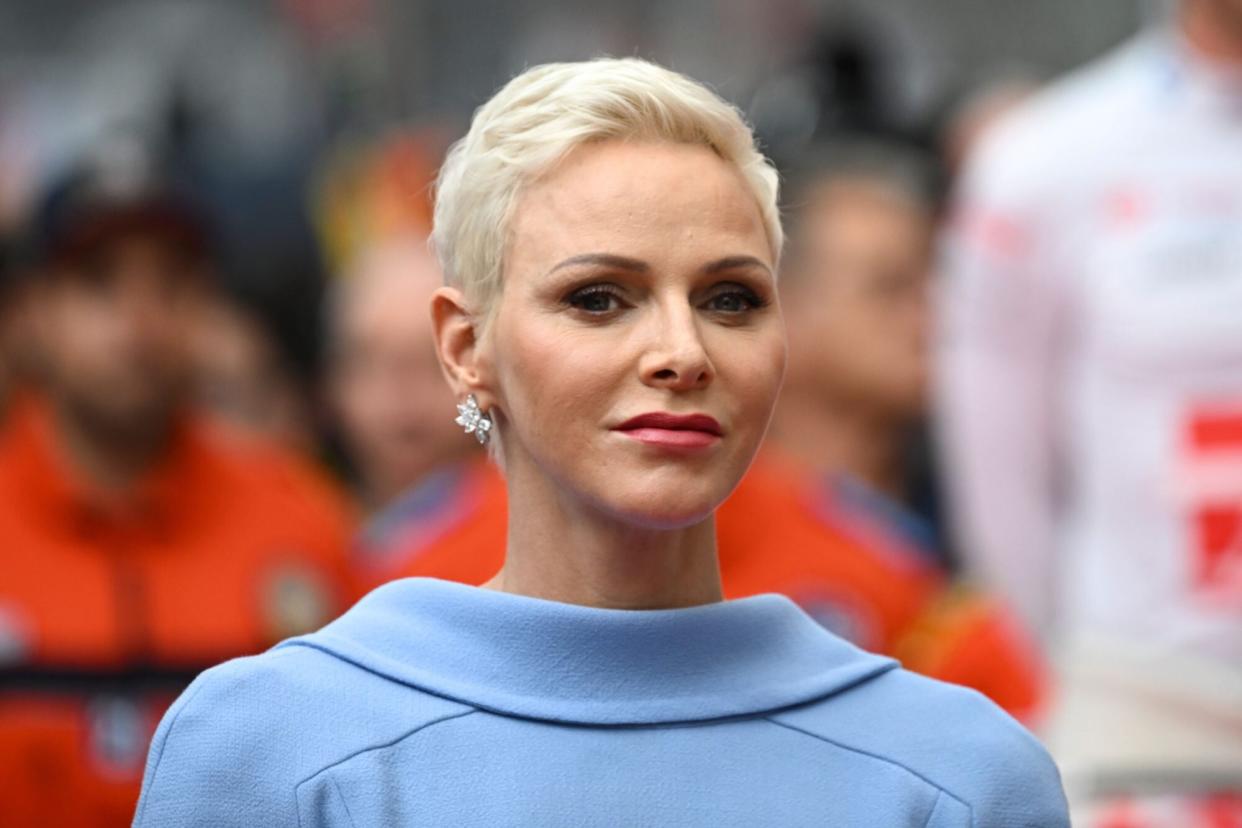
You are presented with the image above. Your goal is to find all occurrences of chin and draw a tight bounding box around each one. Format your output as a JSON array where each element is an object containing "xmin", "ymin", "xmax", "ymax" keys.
[
  {"xmin": 594, "ymin": 483, "xmax": 723, "ymax": 531},
  {"xmin": 614, "ymin": 506, "xmax": 715, "ymax": 532}
]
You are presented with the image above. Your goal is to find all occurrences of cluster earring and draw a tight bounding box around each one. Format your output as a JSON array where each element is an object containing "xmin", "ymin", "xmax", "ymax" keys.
[{"xmin": 455, "ymin": 394, "xmax": 493, "ymax": 445}]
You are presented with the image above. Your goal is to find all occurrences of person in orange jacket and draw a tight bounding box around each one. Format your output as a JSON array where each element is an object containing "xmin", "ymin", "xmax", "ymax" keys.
[
  {"xmin": 0, "ymin": 139, "xmax": 356, "ymax": 827},
  {"xmin": 760, "ymin": 139, "xmax": 1046, "ymax": 719}
]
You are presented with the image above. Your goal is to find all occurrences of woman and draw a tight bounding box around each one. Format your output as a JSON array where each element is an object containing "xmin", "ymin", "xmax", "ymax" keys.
[{"xmin": 134, "ymin": 58, "xmax": 1067, "ymax": 826}]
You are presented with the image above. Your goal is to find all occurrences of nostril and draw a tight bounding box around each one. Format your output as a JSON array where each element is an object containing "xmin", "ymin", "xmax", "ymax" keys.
[{"xmin": 653, "ymin": 368, "xmax": 677, "ymax": 380}]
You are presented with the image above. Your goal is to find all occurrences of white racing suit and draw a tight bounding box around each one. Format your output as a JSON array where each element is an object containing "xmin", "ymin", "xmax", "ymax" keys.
[{"xmin": 937, "ymin": 28, "xmax": 1242, "ymax": 826}]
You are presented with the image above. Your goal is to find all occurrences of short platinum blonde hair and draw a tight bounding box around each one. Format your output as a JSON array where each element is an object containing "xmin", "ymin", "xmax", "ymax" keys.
[{"xmin": 431, "ymin": 57, "xmax": 783, "ymax": 314}]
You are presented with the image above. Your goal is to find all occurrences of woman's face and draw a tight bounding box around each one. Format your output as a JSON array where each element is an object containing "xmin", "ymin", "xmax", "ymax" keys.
[{"xmin": 483, "ymin": 140, "xmax": 785, "ymax": 528}]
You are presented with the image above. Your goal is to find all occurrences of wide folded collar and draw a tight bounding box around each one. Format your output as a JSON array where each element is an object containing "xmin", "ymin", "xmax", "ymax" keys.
[{"xmin": 283, "ymin": 577, "xmax": 897, "ymax": 726}]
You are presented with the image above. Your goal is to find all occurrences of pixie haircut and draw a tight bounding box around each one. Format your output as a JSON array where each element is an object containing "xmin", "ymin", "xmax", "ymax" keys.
[{"xmin": 432, "ymin": 57, "xmax": 783, "ymax": 315}]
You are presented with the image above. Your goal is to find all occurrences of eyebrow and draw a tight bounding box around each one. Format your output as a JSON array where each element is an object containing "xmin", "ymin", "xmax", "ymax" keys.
[
  {"xmin": 548, "ymin": 252, "xmax": 772, "ymax": 277},
  {"xmin": 548, "ymin": 253, "xmax": 650, "ymax": 275},
  {"xmin": 703, "ymin": 255, "xmax": 773, "ymax": 277}
]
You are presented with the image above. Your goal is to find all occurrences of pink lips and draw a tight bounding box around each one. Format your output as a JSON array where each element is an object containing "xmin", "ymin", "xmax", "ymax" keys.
[{"xmin": 613, "ymin": 412, "xmax": 723, "ymax": 451}]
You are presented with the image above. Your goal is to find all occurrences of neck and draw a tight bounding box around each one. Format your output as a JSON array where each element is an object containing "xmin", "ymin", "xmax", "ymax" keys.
[
  {"xmin": 1181, "ymin": 0, "xmax": 1242, "ymax": 65},
  {"xmin": 485, "ymin": 456, "xmax": 724, "ymax": 610},
  {"xmin": 52, "ymin": 398, "xmax": 174, "ymax": 494},
  {"xmin": 771, "ymin": 389, "xmax": 908, "ymax": 498}
]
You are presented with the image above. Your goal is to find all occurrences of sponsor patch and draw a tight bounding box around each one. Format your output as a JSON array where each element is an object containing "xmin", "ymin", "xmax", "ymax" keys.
[
  {"xmin": 261, "ymin": 560, "xmax": 334, "ymax": 642},
  {"xmin": 0, "ymin": 603, "xmax": 32, "ymax": 665}
]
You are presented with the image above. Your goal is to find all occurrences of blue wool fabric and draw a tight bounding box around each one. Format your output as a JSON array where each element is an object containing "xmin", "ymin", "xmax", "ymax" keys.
[{"xmin": 134, "ymin": 578, "xmax": 1068, "ymax": 826}]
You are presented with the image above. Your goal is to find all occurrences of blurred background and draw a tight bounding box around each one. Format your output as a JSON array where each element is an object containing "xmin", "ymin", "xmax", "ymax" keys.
[
  {"xmin": 2, "ymin": 0, "xmax": 1240, "ymax": 826},
  {"xmin": 0, "ymin": 0, "xmax": 1157, "ymax": 371}
]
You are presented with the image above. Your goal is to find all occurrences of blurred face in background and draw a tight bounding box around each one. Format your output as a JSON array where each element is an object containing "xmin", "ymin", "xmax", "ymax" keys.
[
  {"xmin": 330, "ymin": 240, "xmax": 468, "ymax": 506},
  {"xmin": 783, "ymin": 177, "xmax": 932, "ymax": 423},
  {"xmin": 1209, "ymin": 0, "xmax": 1242, "ymax": 29},
  {"xmin": 189, "ymin": 297, "xmax": 315, "ymax": 451},
  {"xmin": 33, "ymin": 231, "xmax": 206, "ymax": 439}
]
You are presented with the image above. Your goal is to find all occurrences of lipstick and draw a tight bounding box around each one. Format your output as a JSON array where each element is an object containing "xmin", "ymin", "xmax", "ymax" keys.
[{"xmin": 612, "ymin": 412, "xmax": 723, "ymax": 451}]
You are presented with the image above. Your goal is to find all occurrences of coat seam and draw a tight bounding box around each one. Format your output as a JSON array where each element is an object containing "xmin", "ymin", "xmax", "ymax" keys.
[
  {"xmin": 331, "ymin": 775, "xmax": 358, "ymax": 828},
  {"xmin": 294, "ymin": 707, "xmax": 480, "ymax": 796},
  {"xmin": 921, "ymin": 790, "xmax": 945, "ymax": 828},
  {"xmin": 764, "ymin": 716, "xmax": 975, "ymax": 824}
]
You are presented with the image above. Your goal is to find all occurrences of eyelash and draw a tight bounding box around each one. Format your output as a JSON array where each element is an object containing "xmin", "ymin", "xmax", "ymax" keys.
[
  {"xmin": 704, "ymin": 286, "xmax": 768, "ymax": 314},
  {"xmin": 566, "ymin": 284, "xmax": 625, "ymax": 313},
  {"xmin": 564, "ymin": 283, "xmax": 768, "ymax": 316}
]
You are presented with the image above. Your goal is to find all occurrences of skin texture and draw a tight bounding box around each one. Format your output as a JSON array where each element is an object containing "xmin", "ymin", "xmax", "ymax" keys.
[
  {"xmin": 189, "ymin": 297, "xmax": 314, "ymax": 453},
  {"xmin": 432, "ymin": 140, "xmax": 786, "ymax": 609},
  {"xmin": 772, "ymin": 177, "xmax": 932, "ymax": 498},
  {"xmin": 32, "ymin": 233, "xmax": 206, "ymax": 492},
  {"xmin": 785, "ymin": 178, "xmax": 931, "ymax": 421},
  {"xmin": 329, "ymin": 240, "xmax": 470, "ymax": 509},
  {"xmin": 1182, "ymin": 0, "xmax": 1242, "ymax": 63}
]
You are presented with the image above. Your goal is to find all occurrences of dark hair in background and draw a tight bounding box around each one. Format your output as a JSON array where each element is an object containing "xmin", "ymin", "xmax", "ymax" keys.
[{"xmin": 779, "ymin": 135, "xmax": 945, "ymax": 273}]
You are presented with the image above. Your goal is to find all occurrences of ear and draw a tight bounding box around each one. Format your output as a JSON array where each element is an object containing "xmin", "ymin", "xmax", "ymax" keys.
[{"xmin": 430, "ymin": 286, "xmax": 494, "ymax": 406}]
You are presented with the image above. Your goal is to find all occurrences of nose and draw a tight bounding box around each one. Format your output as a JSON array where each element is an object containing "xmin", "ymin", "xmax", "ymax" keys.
[{"xmin": 638, "ymin": 302, "xmax": 714, "ymax": 391}]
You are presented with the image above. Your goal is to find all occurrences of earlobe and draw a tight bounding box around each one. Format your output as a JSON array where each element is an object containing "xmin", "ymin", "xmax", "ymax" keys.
[{"xmin": 430, "ymin": 286, "xmax": 491, "ymax": 402}]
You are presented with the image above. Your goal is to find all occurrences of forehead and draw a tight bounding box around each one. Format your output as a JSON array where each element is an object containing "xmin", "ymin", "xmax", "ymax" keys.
[
  {"xmin": 48, "ymin": 232, "xmax": 202, "ymax": 291},
  {"xmin": 74, "ymin": 232, "xmax": 192, "ymax": 266},
  {"xmin": 789, "ymin": 182, "xmax": 931, "ymax": 290},
  {"xmin": 507, "ymin": 140, "xmax": 771, "ymax": 276},
  {"xmin": 805, "ymin": 179, "xmax": 928, "ymax": 229},
  {"xmin": 799, "ymin": 182, "xmax": 931, "ymax": 261},
  {"xmin": 340, "ymin": 248, "xmax": 441, "ymax": 338}
]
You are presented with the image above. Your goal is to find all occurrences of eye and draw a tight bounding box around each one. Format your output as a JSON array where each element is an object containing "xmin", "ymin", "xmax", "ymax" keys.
[
  {"xmin": 702, "ymin": 284, "xmax": 767, "ymax": 314},
  {"xmin": 565, "ymin": 284, "xmax": 626, "ymax": 314}
]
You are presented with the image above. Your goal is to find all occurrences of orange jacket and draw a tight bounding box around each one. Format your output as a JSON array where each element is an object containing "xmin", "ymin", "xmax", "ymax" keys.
[
  {"xmin": 379, "ymin": 450, "xmax": 1045, "ymax": 720},
  {"xmin": 351, "ymin": 459, "xmax": 507, "ymax": 592},
  {"xmin": 0, "ymin": 395, "xmax": 357, "ymax": 826},
  {"xmin": 717, "ymin": 451, "xmax": 1046, "ymax": 720}
]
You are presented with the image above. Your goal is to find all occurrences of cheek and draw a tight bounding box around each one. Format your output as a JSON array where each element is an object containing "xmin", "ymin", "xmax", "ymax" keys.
[
  {"xmin": 790, "ymin": 306, "xmax": 841, "ymax": 372},
  {"xmin": 791, "ymin": 293, "xmax": 840, "ymax": 344},
  {"xmin": 53, "ymin": 298, "xmax": 110, "ymax": 347},
  {"xmin": 720, "ymin": 326, "xmax": 786, "ymax": 432},
  {"xmin": 492, "ymin": 317, "xmax": 617, "ymax": 449},
  {"xmin": 822, "ymin": 300, "xmax": 886, "ymax": 354},
  {"xmin": 760, "ymin": 332, "xmax": 788, "ymax": 408},
  {"xmin": 41, "ymin": 304, "xmax": 114, "ymax": 374}
]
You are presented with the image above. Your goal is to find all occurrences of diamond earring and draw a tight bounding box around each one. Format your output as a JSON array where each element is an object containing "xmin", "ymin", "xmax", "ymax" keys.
[{"xmin": 455, "ymin": 394, "xmax": 493, "ymax": 445}]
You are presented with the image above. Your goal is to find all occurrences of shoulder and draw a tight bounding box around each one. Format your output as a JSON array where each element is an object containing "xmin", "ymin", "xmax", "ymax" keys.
[
  {"xmin": 770, "ymin": 668, "xmax": 1068, "ymax": 827},
  {"xmin": 963, "ymin": 35, "xmax": 1160, "ymax": 205},
  {"xmin": 135, "ymin": 644, "xmax": 471, "ymax": 826}
]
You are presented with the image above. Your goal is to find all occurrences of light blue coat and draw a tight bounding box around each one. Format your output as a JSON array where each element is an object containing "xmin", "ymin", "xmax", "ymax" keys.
[{"xmin": 135, "ymin": 578, "xmax": 1068, "ymax": 826}]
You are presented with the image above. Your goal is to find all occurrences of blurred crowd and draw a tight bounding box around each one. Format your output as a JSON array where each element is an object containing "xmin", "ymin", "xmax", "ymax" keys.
[{"xmin": 0, "ymin": 1, "xmax": 1239, "ymax": 826}]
